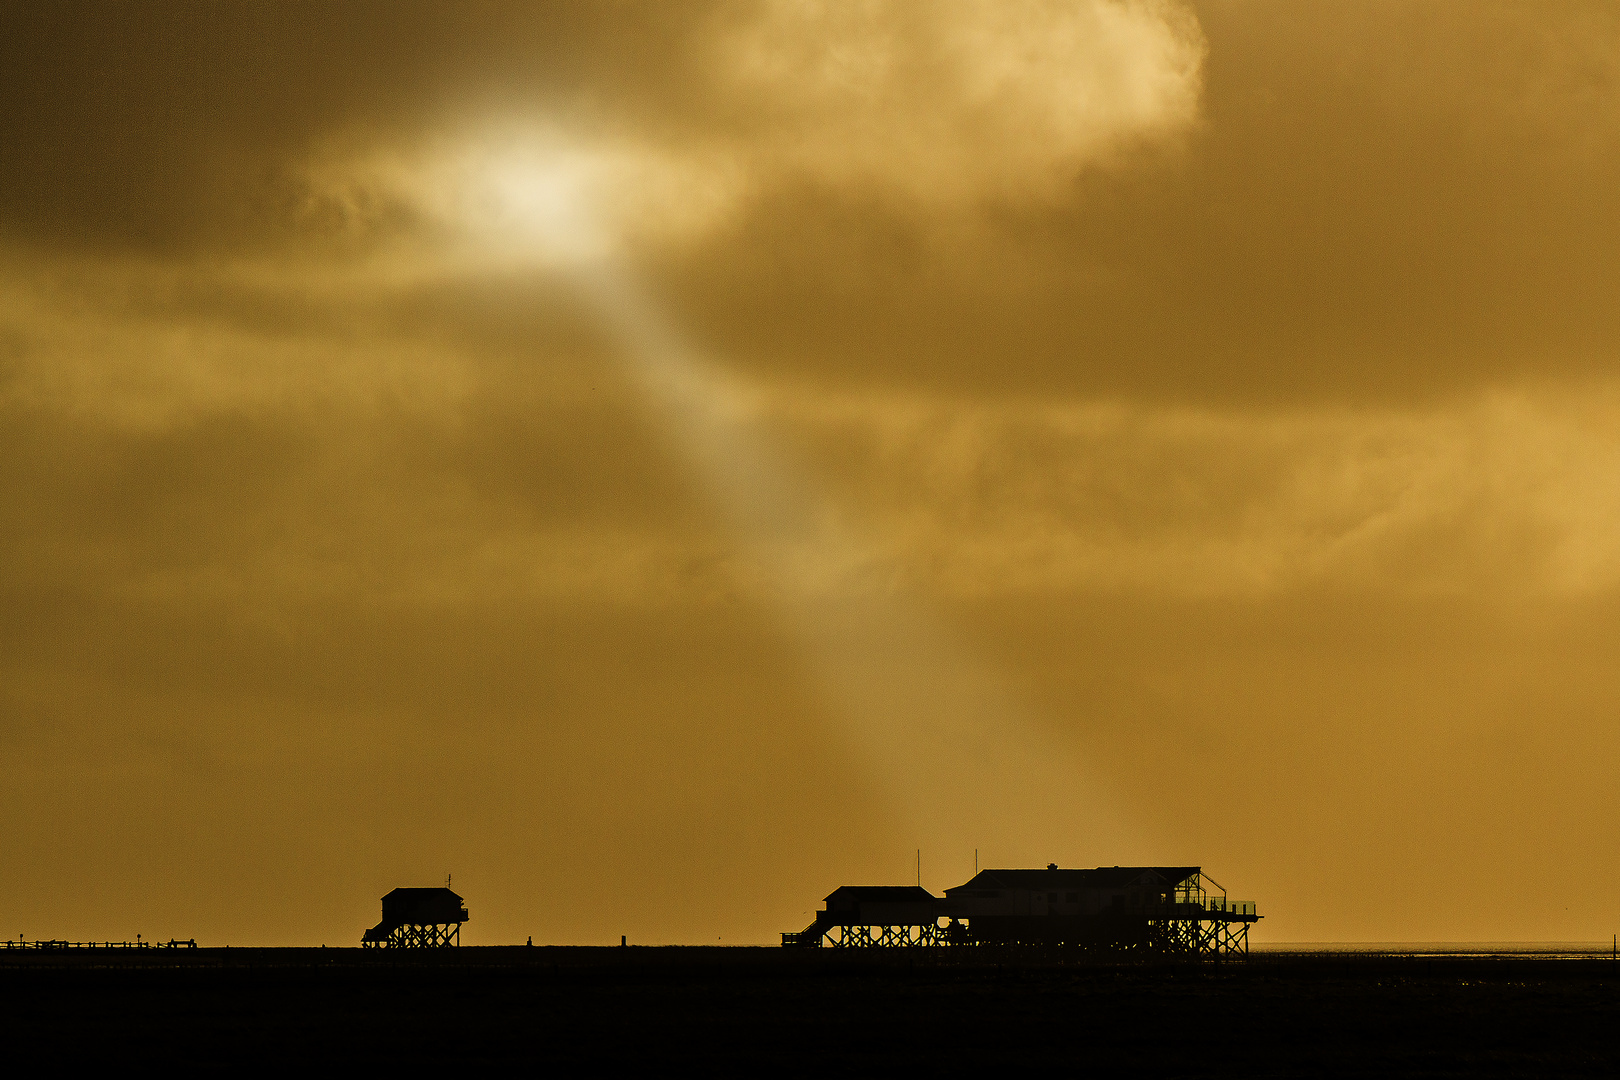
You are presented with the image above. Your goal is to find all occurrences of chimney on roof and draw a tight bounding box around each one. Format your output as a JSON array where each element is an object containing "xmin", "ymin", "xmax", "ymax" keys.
[{"xmin": 1047, "ymin": 863, "xmax": 1057, "ymax": 870}]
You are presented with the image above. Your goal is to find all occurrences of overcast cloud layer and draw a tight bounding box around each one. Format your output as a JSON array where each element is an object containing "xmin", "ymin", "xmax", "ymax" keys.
[{"xmin": 5, "ymin": 2, "xmax": 1620, "ymax": 945}]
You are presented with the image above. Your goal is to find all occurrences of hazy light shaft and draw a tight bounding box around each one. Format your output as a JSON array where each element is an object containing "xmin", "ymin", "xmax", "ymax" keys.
[{"xmin": 551, "ymin": 238, "xmax": 1145, "ymax": 871}]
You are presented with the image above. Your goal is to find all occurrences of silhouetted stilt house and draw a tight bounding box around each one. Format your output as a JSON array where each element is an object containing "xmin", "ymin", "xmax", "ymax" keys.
[
  {"xmin": 783, "ymin": 865, "xmax": 1257, "ymax": 954},
  {"xmin": 361, "ymin": 888, "xmax": 469, "ymax": 948},
  {"xmin": 791, "ymin": 886, "xmax": 948, "ymax": 947}
]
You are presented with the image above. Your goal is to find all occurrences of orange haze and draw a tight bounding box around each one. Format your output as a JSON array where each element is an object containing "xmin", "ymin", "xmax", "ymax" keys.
[{"xmin": 4, "ymin": 2, "xmax": 1620, "ymax": 945}]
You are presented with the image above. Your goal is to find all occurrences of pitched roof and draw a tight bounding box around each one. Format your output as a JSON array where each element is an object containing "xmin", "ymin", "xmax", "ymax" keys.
[
  {"xmin": 944, "ymin": 867, "xmax": 1199, "ymax": 893},
  {"xmin": 823, "ymin": 885, "xmax": 939, "ymax": 903},
  {"xmin": 383, "ymin": 887, "xmax": 465, "ymax": 903}
]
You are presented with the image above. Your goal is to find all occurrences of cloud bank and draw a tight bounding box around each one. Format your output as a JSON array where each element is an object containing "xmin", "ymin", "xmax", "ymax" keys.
[{"xmin": 296, "ymin": 0, "xmax": 1207, "ymax": 260}]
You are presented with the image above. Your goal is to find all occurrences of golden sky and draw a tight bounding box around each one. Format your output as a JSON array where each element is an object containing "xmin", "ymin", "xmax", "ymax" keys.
[{"xmin": 4, "ymin": 1, "xmax": 1620, "ymax": 945}]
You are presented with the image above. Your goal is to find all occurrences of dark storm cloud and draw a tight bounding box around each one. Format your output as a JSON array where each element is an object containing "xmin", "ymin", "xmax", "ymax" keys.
[
  {"xmin": 0, "ymin": 2, "xmax": 703, "ymax": 249},
  {"xmin": 9, "ymin": 2, "xmax": 1612, "ymax": 399}
]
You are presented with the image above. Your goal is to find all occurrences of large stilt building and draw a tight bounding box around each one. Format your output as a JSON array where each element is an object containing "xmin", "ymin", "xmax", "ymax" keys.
[{"xmin": 783, "ymin": 865, "xmax": 1257, "ymax": 955}]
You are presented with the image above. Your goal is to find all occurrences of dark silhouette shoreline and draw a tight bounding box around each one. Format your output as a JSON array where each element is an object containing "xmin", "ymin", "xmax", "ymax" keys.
[{"xmin": 4, "ymin": 947, "xmax": 1616, "ymax": 1071}]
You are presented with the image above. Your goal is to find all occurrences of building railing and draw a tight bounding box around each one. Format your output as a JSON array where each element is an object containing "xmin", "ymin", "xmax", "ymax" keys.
[{"xmin": 1199, "ymin": 898, "xmax": 1257, "ymax": 917}]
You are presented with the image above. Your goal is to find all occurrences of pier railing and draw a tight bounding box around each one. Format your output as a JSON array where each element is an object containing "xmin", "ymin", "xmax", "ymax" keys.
[{"xmin": 2, "ymin": 939, "xmax": 197, "ymax": 951}]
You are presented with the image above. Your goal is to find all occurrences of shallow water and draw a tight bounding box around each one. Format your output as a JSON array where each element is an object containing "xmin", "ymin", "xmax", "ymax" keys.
[{"xmin": 1256, "ymin": 940, "xmax": 1616, "ymax": 959}]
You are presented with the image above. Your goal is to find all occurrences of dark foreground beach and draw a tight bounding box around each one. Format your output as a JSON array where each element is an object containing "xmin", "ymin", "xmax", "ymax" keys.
[{"xmin": 4, "ymin": 945, "xmax": 1616, "ymax": 1073}]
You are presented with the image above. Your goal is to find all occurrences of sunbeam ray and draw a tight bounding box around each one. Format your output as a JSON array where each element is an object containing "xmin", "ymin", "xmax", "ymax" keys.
[{"xmin": 483, "ymin": 166, "xmax": 1150, "ymax": 868}]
